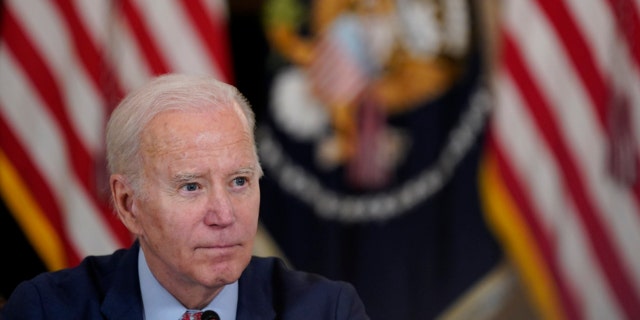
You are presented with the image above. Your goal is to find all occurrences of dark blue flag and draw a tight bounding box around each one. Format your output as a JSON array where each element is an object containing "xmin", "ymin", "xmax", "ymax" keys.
[{"xmin": 256, "ymin": 1, "xmax": 502, "ymax": 318}]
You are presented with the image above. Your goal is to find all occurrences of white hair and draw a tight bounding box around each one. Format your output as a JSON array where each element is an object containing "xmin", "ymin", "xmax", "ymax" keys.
[{"xmin": 106, "ymin": 73, "xmax": 260, "ymax": 190}]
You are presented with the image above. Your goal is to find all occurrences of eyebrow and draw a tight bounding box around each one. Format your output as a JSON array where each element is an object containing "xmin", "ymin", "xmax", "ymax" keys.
[
  {"xmin": 170, "ymin": 165, "xmax": 260, "ymax": 183},
  {"xmin": 234, "ymin": 165, "xmax": 260, "ymax": 176},
  {"xmin": 170, "ymin": 173, "xmax": 202, "ymax": 185}
]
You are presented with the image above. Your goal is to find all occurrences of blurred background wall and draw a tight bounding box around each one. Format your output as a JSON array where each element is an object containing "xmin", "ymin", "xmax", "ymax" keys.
[{"xmin": 1, "ymin": 0, "xmax": 639, "ymax": 319}]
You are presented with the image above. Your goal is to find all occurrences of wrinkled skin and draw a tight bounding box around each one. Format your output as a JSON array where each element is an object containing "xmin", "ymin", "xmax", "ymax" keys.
[{"xmin": 110, "ymin": 105, "xmax": 261, "ymax": 309}]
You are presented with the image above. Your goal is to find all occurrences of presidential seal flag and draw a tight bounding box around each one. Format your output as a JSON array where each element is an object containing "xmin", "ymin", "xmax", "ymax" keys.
[
  {"xmin": 0, "ymin": 0, "xmax": 232, "ymax": 300},
  {"xmin": 480, "ymin": 0, "xmax": 640, "ymax": 318},
  {"xmin": 258, "ymin": 0, "xmax": 502, "ymax": 318}
]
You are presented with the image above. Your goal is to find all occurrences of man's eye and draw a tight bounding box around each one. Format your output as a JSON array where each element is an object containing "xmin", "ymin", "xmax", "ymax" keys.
[
  {"xmin": 233, "ymin": 177, "xmax": 247, "ymax": 187},
  {"xmin": 182, "ymin": 183, "xmax": 199, "ymax": 192}
]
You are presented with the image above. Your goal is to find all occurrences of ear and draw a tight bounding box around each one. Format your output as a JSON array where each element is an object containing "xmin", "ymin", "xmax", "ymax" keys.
[{"xmin": 110, "ymin": 174, "xmax": 142, "ymax": 235}]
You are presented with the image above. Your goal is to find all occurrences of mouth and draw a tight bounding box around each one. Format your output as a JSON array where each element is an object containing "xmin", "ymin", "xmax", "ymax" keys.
[{"xmin": 196, "ymin": 243, "xmax": 241, "ymax": 253}]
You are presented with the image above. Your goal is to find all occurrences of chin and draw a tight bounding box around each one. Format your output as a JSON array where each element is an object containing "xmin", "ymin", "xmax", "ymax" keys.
[
  {"xmin": 201, "ymin": 253, "xmax": 251, "ymax": 285},
  {"xmin": 198, "ymin": 264, "xmax": 243, "ymax": 288}
]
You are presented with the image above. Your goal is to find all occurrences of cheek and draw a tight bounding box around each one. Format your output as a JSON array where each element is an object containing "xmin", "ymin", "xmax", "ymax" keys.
[
  {"xmin": 136, "ymin": 197, "xmax": 181, "ymax": 238},
  {"xmin": 230, "ymin": 191, "xmax": 258, "ymax": 221},
  {"xmin": 239, "ymin": 195, "xmax": 260, "ymax": 234}
]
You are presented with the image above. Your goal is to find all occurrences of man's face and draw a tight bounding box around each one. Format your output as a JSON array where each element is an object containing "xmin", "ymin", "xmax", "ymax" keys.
[{"xmin": 131, "ymin": 105, "xmax": 260, "ymax": 291}]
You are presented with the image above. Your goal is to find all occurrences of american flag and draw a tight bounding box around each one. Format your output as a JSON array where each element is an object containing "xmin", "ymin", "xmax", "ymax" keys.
[
  {"xmin": 0, "ymin": 0, "xmax": 232, "ymax": 271},
  {"xmin": 481, "ymin": 0, "xmax": 640, "ymax": 319}
]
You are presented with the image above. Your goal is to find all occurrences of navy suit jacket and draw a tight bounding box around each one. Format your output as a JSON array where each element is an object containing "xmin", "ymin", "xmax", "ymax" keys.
[{"xmin": 1, "ymin": 242, "xmax": 369, "ymax": 319}]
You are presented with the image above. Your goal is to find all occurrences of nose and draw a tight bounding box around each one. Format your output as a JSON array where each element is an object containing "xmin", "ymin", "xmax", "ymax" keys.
[{"xmin": 203, "ymin": 186, "xmax": 236, "ymax": 227}]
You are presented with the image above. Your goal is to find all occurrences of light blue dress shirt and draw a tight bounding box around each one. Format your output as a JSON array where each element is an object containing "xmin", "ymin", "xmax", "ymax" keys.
[{"xmin": 138, "ymin": 249, "xmax": 238, "ymax": 320}]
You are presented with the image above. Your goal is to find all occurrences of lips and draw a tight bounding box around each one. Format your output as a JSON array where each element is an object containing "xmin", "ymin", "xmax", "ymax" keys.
[{"xmin": 196, "ymin": 243, "xmax": 241, "ymax": 251}]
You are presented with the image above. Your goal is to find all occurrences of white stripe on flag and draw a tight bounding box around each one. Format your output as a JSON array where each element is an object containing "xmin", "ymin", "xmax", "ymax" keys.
[
  {"xmin": 493, "ymin": 0, "xmax": 640, "ymax": 317},
  {"xmin": 1, "ymin": 0, "xmax": 233, "ymax": 264}
]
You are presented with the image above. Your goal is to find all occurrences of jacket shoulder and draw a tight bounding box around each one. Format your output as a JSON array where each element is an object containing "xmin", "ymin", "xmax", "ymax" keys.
[
  {"xmin": 239, "ymin": 257, "xmax": 369, "ymax": 320},
  {"xmin": 1, "ymin": 245, "xmax": 136, "ymax": 319}
]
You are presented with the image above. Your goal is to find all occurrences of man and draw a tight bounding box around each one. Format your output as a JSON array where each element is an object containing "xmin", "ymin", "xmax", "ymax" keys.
[{"xmin": 1, "ymin": 74, "xmax": 369, "ymax": 320}]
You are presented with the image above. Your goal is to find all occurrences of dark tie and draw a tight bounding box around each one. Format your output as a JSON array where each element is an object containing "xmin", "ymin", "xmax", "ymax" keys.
[{"xmin": 181, "ymin": 310, "xmax": 220, "ymax": 320}]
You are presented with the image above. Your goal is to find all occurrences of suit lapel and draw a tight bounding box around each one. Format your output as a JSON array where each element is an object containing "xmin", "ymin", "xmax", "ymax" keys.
[
  {"xmin": 236, "ymin": 258, "xmax": 277, "ymax": 320},
  {"xmin": 96, "ymin": 245, "xmax": 275, "ymax": 320},
  {"xmin": 101, "ymin": 242, "xmax": 145, "ymax": 320}
]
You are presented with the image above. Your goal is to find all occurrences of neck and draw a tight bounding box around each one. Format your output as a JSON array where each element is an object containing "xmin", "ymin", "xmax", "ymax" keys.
[
  {"xmin": 170, "ymin": 284, "xmax": 223, "ymax": 310},
  {"xmin": 139, "ymin": 245, "xmax": 224, "ymax": 310}
]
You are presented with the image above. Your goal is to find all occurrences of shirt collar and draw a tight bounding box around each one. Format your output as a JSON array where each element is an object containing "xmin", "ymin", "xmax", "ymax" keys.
[{"xmin": 138, "ymin": 249, "xmax": 238, "ymax": 320}]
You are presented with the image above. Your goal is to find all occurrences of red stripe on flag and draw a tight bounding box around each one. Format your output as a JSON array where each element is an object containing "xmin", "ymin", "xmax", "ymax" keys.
[
  {"xmin": 119, "ymin": 0, "xmax": 170, "ymax": 75},
  {"xmin": 604, "ymin": 0, "xmax": 640, "ymax": 68},
  {"xmin": 488, "ymin": 130, "xmax": 581, "ymax": 320},
  {"xmin": 635, "ymin": 158, "xmax": 640, "ymax": 211},
  {"xmin": 50, "ymin": 0, "xmax": 131, "ymax": 246},
  {"xmin": 180, "ymin": 0, "xmax": 234, "ymax": 83},
  {"xmin": 2, "ymin": 9, "xmax": 95, "ymax": 191},
  {"xmin": 0, "ymin": 112, "xmax": 81, "ymax": 266},
  {"xmin": 503, "ymin": 30, "xmax": 640, "ymax": 318},
  {"xmin": 536, "ymin": 0, "xmax": 609, "ymax": 130},
  {"xmin": 2, "ymin": 8, "xmax": 131, "ymax": 250},
  {"xmin": 52, "ymin": 0, "xmax": 125, "ymax": 106},
  {"xmin": 2, "ymin": 0, "xmax": 233, "ymax": 271}
]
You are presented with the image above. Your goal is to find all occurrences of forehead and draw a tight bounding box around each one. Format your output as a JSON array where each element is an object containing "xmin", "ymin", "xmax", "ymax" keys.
[{"xmin": 141, "ymin": 105, "xmax": 251, "ymax": 156}]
